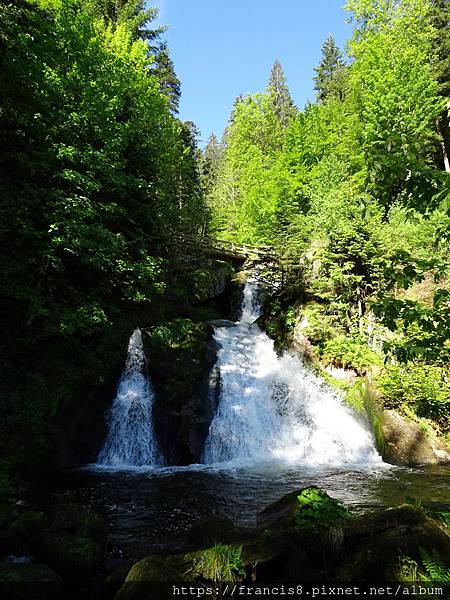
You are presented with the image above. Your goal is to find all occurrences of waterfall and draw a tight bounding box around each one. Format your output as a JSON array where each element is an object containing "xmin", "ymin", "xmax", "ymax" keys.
[
  {"xmin": 202, "ymin": 280, "xmax": 381, "ymax": 466},
  {"xmin": 97, "ymin": 328, "xmax": 161, "ymax": 467}
]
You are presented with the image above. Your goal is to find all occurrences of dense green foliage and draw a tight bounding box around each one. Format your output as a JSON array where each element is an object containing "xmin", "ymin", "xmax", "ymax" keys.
[
  {"xmin": 377, "ymin": 363, "xmax": 450, "ymax": 428},
  {"xmin": 206, "ymin": 0, "xmax": 449, "ymax": 431},
  {"xmin": 0, "ymin": 0, "xmax": 209, "ymax": 472}
]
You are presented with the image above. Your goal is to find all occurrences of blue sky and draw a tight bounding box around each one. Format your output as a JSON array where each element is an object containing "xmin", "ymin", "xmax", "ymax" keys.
[{"xmin": 151, "ymin": 1, "xmax": 352, "ymax": 146}]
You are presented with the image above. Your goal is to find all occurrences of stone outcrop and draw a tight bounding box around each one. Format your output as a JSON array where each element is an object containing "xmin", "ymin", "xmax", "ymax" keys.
[
  {"xmin": 144, "ymin": 322, "xmax": 220, "ymax": 465},
  {"xmin": 382, "ymin": 409, "xmax": 450, "ymax": 466}
]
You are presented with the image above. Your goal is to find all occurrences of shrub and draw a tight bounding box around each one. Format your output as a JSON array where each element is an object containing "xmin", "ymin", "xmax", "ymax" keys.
[
  {"xmin": 321, "ymin": 335, "xmax": 382, "ymax": 374},
  {"xmin": 377, "ymin": 362, "xmax": 450, "ymax": 429}
]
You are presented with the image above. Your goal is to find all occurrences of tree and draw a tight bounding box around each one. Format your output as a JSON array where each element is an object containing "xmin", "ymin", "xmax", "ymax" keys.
[
  {"xmin": 149, "ymin": 42, "xmax": 181, "ymax": 113},
  {"xmin": 266, "ymin": 59, "xmax": 297, "ymax": 127},
  {"xmin": 313, "ymin": 36, "xmax": 346, "ymax": 103},
  {"xmin": 347, "ymin": 0, "xmax": 442, "ymax": 211},
  {"xmin": 85, "ymin": 0, "xmax": 165, "ymax": 41},
  {"xmin": 201, "ymin": 133, "xmax": 223, "ymax": 197}
]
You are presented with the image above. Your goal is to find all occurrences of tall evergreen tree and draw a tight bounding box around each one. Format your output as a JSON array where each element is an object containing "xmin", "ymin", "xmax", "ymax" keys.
[
  {"xmin": 201, "ymin": 133, "xmax": 223, "ymax": 196},
  {"xmin": 266, "ymin": 60, "xmax": 296, "ymax": 127},
  {"xmin": 149, "ymin": 42, "xmax": 181, "ymax": 113},
  {"xmin": 313, "ymin": 36, "xmax": 346, "ymax": 103},
  {"xmin": 85, "ymin": 0, "xmax": 164, "ymax": 41}
]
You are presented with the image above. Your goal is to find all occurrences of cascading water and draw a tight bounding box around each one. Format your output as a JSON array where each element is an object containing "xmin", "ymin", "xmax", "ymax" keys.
[
  {"xmin": 97, "ymin": 328, "xmax": 161, "ymax": 467},
  {"xmin": 203, "ymin": 279, "xmax": 381, "ymax": 466}
]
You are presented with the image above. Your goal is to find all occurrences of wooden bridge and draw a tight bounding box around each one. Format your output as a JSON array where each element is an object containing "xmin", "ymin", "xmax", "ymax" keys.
[{"xmin": 182, "ymin": 235, "xmax": 277, "ymax": 261}]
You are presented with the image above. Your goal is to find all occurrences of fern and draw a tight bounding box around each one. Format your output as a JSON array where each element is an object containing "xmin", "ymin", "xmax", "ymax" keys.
[{"xmin": 419, "ymin": 548, "xmax": 450, "ymax": 583}]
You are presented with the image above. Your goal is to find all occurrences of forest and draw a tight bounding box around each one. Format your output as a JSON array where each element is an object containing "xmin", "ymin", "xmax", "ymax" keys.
[{"xmin": 0, "ymin": 0, "xmax": 449, "ymax": 595}]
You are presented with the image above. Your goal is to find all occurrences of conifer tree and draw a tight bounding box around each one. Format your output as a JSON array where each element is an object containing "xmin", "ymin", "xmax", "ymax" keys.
[
  {"xmin": 313, "ymin": 36, "xmax": 346, "ymax": 103},
  {"xmin": 266, "ymin": 60, "xmax": 296, "ymax": 127},
  {"xmin": 149, "ymin": 42, "xmax": 181, "ymax": 113}
]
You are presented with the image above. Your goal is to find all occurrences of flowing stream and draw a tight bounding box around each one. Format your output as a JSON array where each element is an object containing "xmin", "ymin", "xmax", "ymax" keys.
[{"xmin": 97, "ymin": 328, "xmax": 161, "ymax": 467}]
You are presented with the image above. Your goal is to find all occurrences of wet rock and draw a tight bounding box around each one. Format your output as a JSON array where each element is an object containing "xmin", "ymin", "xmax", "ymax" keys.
[
  {"xmin": 30, "ymin": 504, "xmax": 107, "ymax": 577},
  {"xmin": 107, "ymin": 559, "xmax": 136, "ymax": 584},
  {"xmin": 0, "ymin": 562, "xmax": 62, "ymax": 600},
  {"xmin": 34, "ymin": 530, "xmax": 104, "ymax": 577},
  {"xmin": 336, "ymin": 515, "xmax": 450, "ymax": 582},
  {"xmin": 0, "ymin": 561, "xmax": 62, "ymax": 582},
  {"xmin": 257, "ymin": 489, "xmax": 302, "ymax": 530},
  {"xmin": 208, "ymin": 319, "xmax": 236, "ymax": 328},
  {"xmin": 257, "ymin": 486, "xmax": 346, "ymax": 532},
  {"xmin": 188, "ymin": 516, "xmax": 254, "ymax": 549},
  {"xmin": 382, "ymin": 410, "xmax": 450, "ymax": 466},
  {"xmin": 145, "ymin": 321, "xmax": 220, "ymax": 464},
  {"xmin": 46, "ymin": 503, "xmax": 107, "ymax": 547},
  {"xmin": 114, "ymin": 556, "xmax": 183, "ymax": 600}
]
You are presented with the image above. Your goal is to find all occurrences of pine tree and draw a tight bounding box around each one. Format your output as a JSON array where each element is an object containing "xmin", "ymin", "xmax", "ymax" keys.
[
  {"xmin": 313, "ymin": 36, "xmax": 346, "ymax": 103},
  {"xmin": 266, "ymin": 60, "xmax": 296, "ymax": 127},
  {"xmin": 149, "ymin": 42, "xmax": 181, "ymax": 113},
  {"xmin": 86, "ymin": 0, "xmax": 165, "ymax": 41},
  {"xmin": 201, "ymin": 133, "xmax": 223, "ymax": 195}
]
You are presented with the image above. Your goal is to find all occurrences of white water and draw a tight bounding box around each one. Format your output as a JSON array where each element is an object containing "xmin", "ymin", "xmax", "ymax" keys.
[
  {"xmin": 97, "ymin": 328, "xmax": 161, "ymax": 467},
  {"xmin": 202, "ymin": 280, "xmax": 381, "ymax": 466}
]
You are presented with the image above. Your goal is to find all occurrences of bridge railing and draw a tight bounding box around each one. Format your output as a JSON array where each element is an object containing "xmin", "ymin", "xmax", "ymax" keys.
[{"xmin": 180, "ymin": 234, "xmax": 276, "ymax": 259}]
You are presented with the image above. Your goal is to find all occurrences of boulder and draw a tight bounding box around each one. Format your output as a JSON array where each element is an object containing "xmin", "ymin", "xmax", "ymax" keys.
[
  {"xmin": 45, "ymin": 503, "xmax": 107, "ymax": 547},
  {"xmin": 114, "ymin": 556, "xmax": 183, "ymax": 600},
  {"xmin": 0, "ymin": 562, "xmax": 62, "ymax": 600},
  {"xmin": 31, "ymin": 504, "xmax": 107, "ymax": 577},
  {"xmin": 145, "ymin": 322, "xmax": 220, "ymax": 464},
  {"xmin": 34, "ymin": 530, "xmax": 104, "ymax": 577},
  {"xmin": 11, "ymin": 511, "xmax": 45, "ymax": 542},
  {"xmin": 188, "ymin": 516, "xmax": 253, "ymax": 549},
  {"xmin": 382, "ymin": 410, "xmax": 450, "ymax": 466},
  {"xmin": 336, "ymin": 514, "xmax": 450, "ymax": 582}
]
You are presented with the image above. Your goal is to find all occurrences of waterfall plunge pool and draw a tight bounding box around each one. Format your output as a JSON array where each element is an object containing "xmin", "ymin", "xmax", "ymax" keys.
[{"xmin": 53, "ymin": 461, "xmax": 450, "ymax": 559}]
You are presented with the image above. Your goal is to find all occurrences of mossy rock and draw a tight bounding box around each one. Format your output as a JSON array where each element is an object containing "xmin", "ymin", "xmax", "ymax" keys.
[
  {"xmin": 258, "ymin": 486, "xmax": 349, "ymax": 532},
  {"xmin": 107, "ymin": 559, "xmax": 137, "ymax": 584},
  {"xmin": 46, "ymin": 503, "xmax": 107, "ymax": 547},
  {"xmin": 0, "ymin": 562, "xmax": 62, "ymax": 600},
  {"xmin": 34, "ymin": 530, "xmax": 104, "ymax": 576},
  {"xmin": 11, "ymin": 511, "xmax": 45, "ymax": 541},
  {"xmin": 188, "ymin": 516, "xmax": 253, "ymax": 549},
  {"xmin": 382, "ymin": 410, "xmax": 450, "ymax": 466},
  {"xmin": 335, "ymin": 516, "xmax": 450, "ymax": 582},
  {"xmin": 0, "ymin": 562, "xmax": 62, "ymax": 583},
  {"xmin": 114, "ymin": 556, "xmax": 183, "ymax": 600}
]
